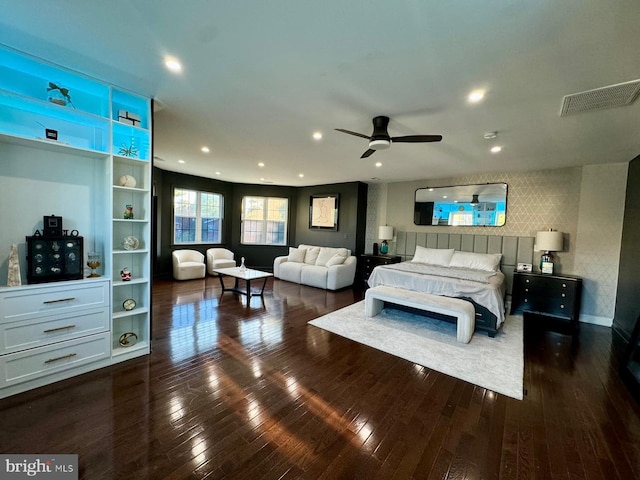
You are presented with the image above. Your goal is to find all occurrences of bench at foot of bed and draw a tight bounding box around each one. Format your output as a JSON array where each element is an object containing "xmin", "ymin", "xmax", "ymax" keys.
[{"xmin": 365, "ymin": 285, "xmax": 476, "ymax": 343}]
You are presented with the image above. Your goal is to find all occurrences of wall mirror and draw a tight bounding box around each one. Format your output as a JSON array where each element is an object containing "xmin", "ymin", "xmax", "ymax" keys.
[{"xmin": 414, "ymin": 182, "xmax": 507, "ymax": 226}]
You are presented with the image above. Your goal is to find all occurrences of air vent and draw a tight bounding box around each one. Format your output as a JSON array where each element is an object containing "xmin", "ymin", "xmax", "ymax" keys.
[{"xmin": 560, "ymin": 79, "xmax": 640, "ymax": 116}]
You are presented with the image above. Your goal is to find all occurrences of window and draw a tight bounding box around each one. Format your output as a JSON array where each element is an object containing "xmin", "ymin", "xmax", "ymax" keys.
[
  {"xmin": 173, "ymin": 188, "xmax": 223, "ymax": 244},
  {"xmin": 241, "ymin": 196, "xmax": 288, "ymax": 245}
]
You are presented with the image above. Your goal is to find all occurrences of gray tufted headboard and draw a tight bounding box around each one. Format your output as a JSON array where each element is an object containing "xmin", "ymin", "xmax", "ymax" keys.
[{"xmin": 395, "ymin": 231, "xmax": 535, "ymax": 296}]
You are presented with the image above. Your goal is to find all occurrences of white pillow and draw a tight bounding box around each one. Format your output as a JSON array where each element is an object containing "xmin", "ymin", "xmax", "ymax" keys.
[
  {"xmin": 288, "ymin": 247, "xmax": 305, "ymax": 263},
  {"xmin": 326, "ymin": 254, "xmax": 346, "ymax": 267},
  {"xmin": 411, "ymin": 246, "xmax": 454, "ymax": 266},
  {"xmin": 450, "ymin": 251, "xmax": 502, "ymax": 272},
  {"xmin": 303, "ymin": 246, "xmax": 320, "ymax": 265},
  {"xmin": 315, "ymin": 247, "xmax": 349, "ymax": 266}
]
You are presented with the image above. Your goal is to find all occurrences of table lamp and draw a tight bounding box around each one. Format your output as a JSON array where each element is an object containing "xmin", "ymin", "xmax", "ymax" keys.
[
  {"xmin": 535, "ymin": 229, "xmax": 564, "ymax": 274},
  {"xmin": 378, "ymin": 226, "xmax": 394, "ymax": 254}
]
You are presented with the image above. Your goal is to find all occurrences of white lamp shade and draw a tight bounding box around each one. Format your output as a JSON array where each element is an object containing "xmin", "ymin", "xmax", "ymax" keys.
[
  {"xmin": 378, "ymin": 225, "xmax": 394, "ymax": 241},
  {"xmin": 535, "ymin": 231, "xmax": 564, "ymax": 252}
]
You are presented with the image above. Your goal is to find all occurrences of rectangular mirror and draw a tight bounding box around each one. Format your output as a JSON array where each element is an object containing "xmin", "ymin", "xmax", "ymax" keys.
[{"xmin": 414, "ymin": 182, "xmax": 507, "ymax": 226}]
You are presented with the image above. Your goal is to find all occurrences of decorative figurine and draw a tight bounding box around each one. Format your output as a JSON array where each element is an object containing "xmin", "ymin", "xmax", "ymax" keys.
[
  {"xmin": 239, "ymin": 256, "xmax": 246, "ymax": 272},
  {"xmin": 124, "ymin": 204, "xmax": 134, "ymax": 219},
  {"xmin": 120, "ymin": 267, "xmax": 132, "ymax": 281},
  {"xmin": 7, "ymin": 244, "xmax": 21, "ymax": 287}
]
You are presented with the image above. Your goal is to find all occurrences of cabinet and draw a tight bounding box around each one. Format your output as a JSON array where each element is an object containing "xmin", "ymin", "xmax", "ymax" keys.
[
  {"xmin": 0, "ymin": 46, "xmax": 152, "ymax": 397},
  {"xmin": 510, "ymin": 271, "xmax": 582, "ymax": 328},
  {"xmin": 361, "ymin": 254, "xmax": 402, "ymax": 286}
]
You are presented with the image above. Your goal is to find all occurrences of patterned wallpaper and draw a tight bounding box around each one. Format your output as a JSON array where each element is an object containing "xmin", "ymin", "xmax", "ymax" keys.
[{"xmin": 367, "ymin": 163, "xmax": 628, "ymax": 324}]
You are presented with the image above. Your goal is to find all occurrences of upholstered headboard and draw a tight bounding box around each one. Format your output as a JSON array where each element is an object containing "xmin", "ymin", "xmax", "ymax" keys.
[{"xmin": 395, "ymin": 231, "xmax": 535, "ymax": 296}]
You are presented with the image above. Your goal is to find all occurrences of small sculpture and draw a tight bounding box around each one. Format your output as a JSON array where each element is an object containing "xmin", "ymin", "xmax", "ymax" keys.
[
  {"xmin": 7, "ymin": 244, "xmax": 21, "ymax": 287},
  {"xmin": 124, "ymin": 204, "xmax": 134, "ymax": 219},
  {"xmin": 239, "ymin": 256, "xmax": 246, "ymax": 272},
  {"xmin": 120, "ymin": 267, "xmax": 132, "ymax": 281}
]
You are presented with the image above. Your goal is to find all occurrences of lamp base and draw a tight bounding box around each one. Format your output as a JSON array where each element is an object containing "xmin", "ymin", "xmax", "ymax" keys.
[
  {"xmin": 380, "ymin": 240, "xmax": 389, "ymax": 255},
  {"xmin": 540, "ymin": 251, "xmax": 554, "ymax": 274}
]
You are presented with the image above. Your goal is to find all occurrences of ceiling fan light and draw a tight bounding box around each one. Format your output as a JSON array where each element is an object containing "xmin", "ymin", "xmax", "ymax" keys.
[{"xmin": 369, "ymin": 139, "xmax": 390, "ymax": 150}]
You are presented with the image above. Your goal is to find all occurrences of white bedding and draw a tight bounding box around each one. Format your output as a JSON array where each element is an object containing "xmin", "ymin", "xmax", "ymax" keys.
[{"xmin": 367, "ymin": 261, "xmax": 506, "ymax": 325}]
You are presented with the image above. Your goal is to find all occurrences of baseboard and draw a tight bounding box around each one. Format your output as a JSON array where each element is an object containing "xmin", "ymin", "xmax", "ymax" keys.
[{"xmin": 579, "ymin": 314, "xmax": 613, "ymax": 327}]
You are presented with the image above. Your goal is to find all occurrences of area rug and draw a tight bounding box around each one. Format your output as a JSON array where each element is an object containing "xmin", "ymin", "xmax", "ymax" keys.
[{"xmin": 309, "ymin": 301, "xmax": 524, "ymax": 400}]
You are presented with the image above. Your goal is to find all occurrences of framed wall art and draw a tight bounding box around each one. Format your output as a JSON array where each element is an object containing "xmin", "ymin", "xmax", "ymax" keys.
[{"xmin": 309, "ymin": 194, "xmax": 339, "ymax": 230}]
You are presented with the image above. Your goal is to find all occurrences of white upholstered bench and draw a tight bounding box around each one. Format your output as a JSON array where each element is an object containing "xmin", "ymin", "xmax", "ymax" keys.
[{"xmin": 364, "ymin": 285, "xmax": 476, "ymax": 343}]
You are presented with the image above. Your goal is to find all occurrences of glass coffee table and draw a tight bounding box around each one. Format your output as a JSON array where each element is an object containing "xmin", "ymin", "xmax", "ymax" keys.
[{"xmin": 211, "ymin": 267, "xmax": 273, "ymax": 298}]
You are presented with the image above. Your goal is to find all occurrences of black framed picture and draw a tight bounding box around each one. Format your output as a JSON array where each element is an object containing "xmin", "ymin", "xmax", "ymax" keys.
[{"xmin": 309, "ymin": 194, "xmax": 339, "ymax": 231}]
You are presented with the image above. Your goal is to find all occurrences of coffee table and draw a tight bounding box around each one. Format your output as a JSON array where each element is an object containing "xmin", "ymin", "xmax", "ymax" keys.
[{"xmin": 211, "ymin": 267, "xmax": 273, "ymax": 298}]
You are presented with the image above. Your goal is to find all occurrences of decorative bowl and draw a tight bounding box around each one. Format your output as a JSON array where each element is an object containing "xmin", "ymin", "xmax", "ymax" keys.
[{"xmin": 122, "ymin": 235, "xmax": 140, "ymax": 251}]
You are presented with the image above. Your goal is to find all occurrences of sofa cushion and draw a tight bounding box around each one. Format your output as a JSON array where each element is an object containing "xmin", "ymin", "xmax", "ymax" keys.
[
  {"xmin": 288, "ymin": 247, "xmax": 305, "ymax": 263},
  {"xmin": 303, "ymin": 246, "xmax": 320, "ymax": 265},
  {"xmin": 326, "ymin": 253, "xmax": 346, "ymax": 267},
  {"xmin": 279, "ymin": 261, "xmax": 304, "ymax": 283},
  {"xmin": 300, "ymin": 265, "xmax": 328, "ymax": 289},
  {"xmin": 315, "ymin": 247, "xmax": 349, "ymax": 266}
]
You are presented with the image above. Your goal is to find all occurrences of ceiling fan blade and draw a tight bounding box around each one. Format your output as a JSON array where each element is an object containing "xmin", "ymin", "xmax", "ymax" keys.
[
  {"xmin": 335, "ymin": 128, "xmax": 370, "ymax": 139},
  {"xmin": 391, "ymin": 135, "xmax": 443, "ymax": 143},
  {"xmin": 361, "ymin": 149, "xmax": 376, "ymax": 158}
]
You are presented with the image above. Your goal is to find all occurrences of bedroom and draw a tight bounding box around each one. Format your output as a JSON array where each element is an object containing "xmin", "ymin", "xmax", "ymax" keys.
[{"xmin": 1, "ymin": 1, "xmax": 640, "ymax": 478}]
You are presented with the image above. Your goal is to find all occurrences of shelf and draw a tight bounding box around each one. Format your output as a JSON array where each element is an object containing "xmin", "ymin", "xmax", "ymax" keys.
[
  {"xmin": 112, "ymin": 218, "xmax": 148, "ymax": 223},
  {"xmin": 112, "ymin": 185, "xmax": 147, "ymax": 192},
  {"xmin": 111, "ymin": 340, "xmax": 150, "ymax": 359},
  {"xmin": 112, "ymin": 249, "xmax": 149, "ymax": 254},
  {"xmin": 0, "ymin": 132, "xmax": 108, "ymax": 159},
  {"xmin": 112, "ymin": 278, "xmax": 149, "ymax": 287},
  {"xmin": 113, "ymin": 307, "xmax": 149, "ymax": 319}
]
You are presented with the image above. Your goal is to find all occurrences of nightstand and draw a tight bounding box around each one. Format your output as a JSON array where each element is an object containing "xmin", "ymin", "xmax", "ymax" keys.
[
  {"xmin": 510, "ymin": 271, "xmax": 582, "ymax": 329},
  {"xmin": 360, "ymin": 254, "xmax": 401, "ymax": 286}
]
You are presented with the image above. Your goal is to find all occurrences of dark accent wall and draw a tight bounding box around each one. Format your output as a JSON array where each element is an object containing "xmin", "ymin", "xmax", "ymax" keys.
[
  {"xmin": 614, "ymin": 154, "xmax": 640, "ymax": 340},
  {"xmin": 153, "ymin": 168, "xmax": 368, "ymax": 277}
]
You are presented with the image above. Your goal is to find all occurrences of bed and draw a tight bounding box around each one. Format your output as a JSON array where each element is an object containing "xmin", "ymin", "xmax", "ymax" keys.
[{"xmin": 367, "ymin": 246, "xmax": 506, "ymax": 336}]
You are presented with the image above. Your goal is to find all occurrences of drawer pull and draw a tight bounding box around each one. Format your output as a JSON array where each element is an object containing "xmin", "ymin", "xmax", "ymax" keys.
[
  {"xmin": 525, "ymin": 279, "xmax": 530, "ymax": 283},
  {"xmin": 524, "ymin": 299, "xmax": 528, "ymax": 303},
  {"xmin": 560, "ymin": 305, "xmax": 565, "ymax": 309},
  {"xmin": 562, "ymin": 283, "xmax": 567, "ymax": 288},
  {"xmin": 562, "ymin": 293, "xmax": 566, "ymax": 298},
  {"xmin": 43, "ymin": 297, "xmax": 76, "ymax": 304},
  {"xmin": 43, "ymin": 324, "xmax": 76, "ymax": 333},
  {"xmin": 44, "ymin": 353, "xmax": 77, "ymax": 364}
]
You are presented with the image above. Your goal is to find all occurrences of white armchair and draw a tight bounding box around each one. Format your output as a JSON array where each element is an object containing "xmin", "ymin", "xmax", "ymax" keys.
[
  {"xmin": 207, "ymin": 248, "xmax": 236, "ymax": 274},
  {"xmin": 172, "ymin": 249, "xmax": 206, "ymax": 280}
]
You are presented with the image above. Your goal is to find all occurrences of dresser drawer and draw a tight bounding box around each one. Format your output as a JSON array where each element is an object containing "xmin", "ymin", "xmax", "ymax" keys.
[
  {"xmin": 0, "ymin": 332, "xmax": 110, "ymax": 388},
  {"xmin": 0, "ymin": 280, "xmax": 109, "ymax": 322},
  {"xmin": 0, "ymin": 308, "xmax": 109, "ymax": 354}
]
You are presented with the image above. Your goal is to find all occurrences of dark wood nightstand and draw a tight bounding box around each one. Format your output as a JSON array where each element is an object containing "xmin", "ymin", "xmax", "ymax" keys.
[
  {"xmin": 510, "ymin": 271, "xmax": 582, "ymax": 329},
  {"xmin": 360, "ymin": 254, "xmax": 401, "ymax": 287}
]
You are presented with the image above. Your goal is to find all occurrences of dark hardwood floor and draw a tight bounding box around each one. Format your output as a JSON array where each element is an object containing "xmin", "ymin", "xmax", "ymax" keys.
[{"xmin": 1, "ymin": 277, "xmax": 639, "ymax": 479}]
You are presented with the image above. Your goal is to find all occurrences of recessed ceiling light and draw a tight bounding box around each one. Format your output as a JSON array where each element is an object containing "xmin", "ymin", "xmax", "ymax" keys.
[
  {"xmin": 375, "ymin": 162, "xmax": 382, "ymax": 167},
  {"xmin": 215, "ymin": 171, "xmax": 221, "ymax": 175},
  {"xmin": 443, "ymin": 195, "xmax": 448, "ymax": 199},
  {"xmin": 491, "ymin": 146, "xmax": 503, "ymax": 153},
  {"xmin": 178, "ymin": 159, "xmax": 185, "ymax": 164},
  {"xmin": 468, "ymin": 89, "xmax": 485, "ymax": 103},
  {"xmin": 201, "ymin": 146, "xmax": 210, "ymax": 153},
  {"xmin": 260, "ymin": 177, "xmax": 265, "ymax": 181},
  {"xmin": 258, "ymin": 162, "xmax": 265, "ymax": 167},
  {"xmin": 298, "ymin": 173, "xmax": 304, "ymax": 178},
  {"xmin": 312, "ymin": 132, "xmax": 322, "ymax": 140},
  {"xmin": 164, "ymin": 57, "xmax": 182, "ymax": 73}
]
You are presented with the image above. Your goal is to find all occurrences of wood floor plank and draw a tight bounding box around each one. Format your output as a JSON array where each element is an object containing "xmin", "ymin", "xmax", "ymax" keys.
[{"xmin": 0, "ymin": 277, "xmax": 639, "ymax": 479}]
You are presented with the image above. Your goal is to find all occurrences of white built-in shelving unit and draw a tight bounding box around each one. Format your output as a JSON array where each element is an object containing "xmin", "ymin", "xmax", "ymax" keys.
[{"xmin": 0, "ymin": 46, "xmax": 152, "ymax": 397}]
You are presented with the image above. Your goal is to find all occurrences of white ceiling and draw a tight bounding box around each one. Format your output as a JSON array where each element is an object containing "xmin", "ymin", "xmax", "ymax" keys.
[{"xmin": 2, "ymin": 1, "xmax": 639, "ymax": 187}]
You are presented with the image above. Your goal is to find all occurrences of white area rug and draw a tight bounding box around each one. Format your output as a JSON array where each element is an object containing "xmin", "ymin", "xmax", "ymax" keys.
[{"xmin": 309, "ymin": 301, "xmax": 524, "ymax": 400}]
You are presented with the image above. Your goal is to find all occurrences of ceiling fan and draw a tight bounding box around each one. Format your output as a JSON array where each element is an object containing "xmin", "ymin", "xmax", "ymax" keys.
[{"xmin": 335, "ymin": 116, "xmax": 442, "ymax": 158}]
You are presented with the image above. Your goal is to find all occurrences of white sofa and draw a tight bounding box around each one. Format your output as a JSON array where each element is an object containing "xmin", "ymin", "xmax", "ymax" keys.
[{"xmin": 273, "ymin": 244, "xmax": 357, "ymax": 290}]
